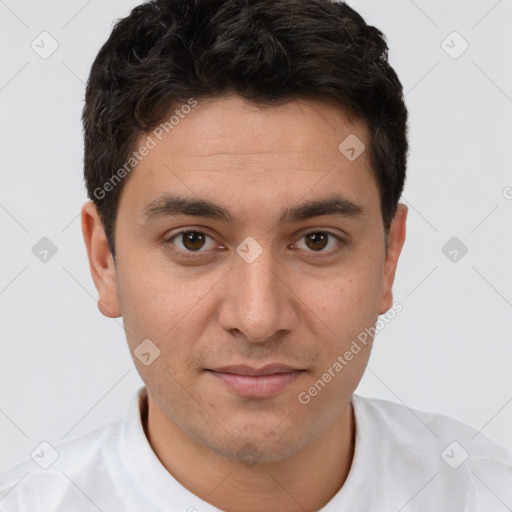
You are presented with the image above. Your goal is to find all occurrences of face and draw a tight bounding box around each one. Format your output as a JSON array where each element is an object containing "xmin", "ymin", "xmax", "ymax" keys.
[{"xmin": 82, "ymin": 94, "xmax": 407, "ymax": 464}]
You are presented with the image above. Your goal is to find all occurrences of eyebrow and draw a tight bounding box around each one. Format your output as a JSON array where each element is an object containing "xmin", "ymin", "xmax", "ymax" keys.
[{"xmin": 138, "ymin": 194, "xmax": 365, "ymax": 227}]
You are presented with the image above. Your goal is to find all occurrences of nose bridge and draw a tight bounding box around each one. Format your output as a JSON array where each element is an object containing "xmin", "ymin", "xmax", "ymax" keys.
[
  {"xmin": 236, "ymin": 238, "xmax": 283, "ymax": 309},
  {"xmin": 239, "ymin": 249, "xmax": 279, "ymax": 298},
  {"xmin": 220, "ymin": 236, "xmax": 295, "ymax": 343}
]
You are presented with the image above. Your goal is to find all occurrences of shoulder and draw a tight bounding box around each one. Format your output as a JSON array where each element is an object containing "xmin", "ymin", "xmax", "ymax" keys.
[
  {"xmin": 350, "ymin": 395, "xmax": 512, "ymax": 509},
  {"xmin": 0, "ymin": 419, "xmax": 123, "ymax": 512},
  {"xmin": 353, "ymin": 394, "xmax": 512, "ymax": 458},
  {"xmin": 352, "ymin": 395, "xmax": 512, "ymax": 510}
]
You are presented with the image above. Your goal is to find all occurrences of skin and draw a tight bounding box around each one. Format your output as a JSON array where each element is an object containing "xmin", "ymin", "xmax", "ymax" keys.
[{"xmin": 82, "ymin": 93, "xmax": 407, "ymax": 512}]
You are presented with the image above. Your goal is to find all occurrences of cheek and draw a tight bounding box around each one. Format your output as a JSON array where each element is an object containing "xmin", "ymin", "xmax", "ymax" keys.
[
  {"xmin": 306, "ymin": 259, "xmax": 383, "ymax": 335},
  {"xmin": 118, "ymin": 256, "xmax": 183, "ymax": 314},
  {"xmin": 310, "ymin": 281, "xmax": 381, "ymax": 390},
  {"xmin": 117, "ymin": 238, "xmax": 383, "ymax": 362},
  {"xmin": 116, "ymin": 260, "xmax": 220, "ymax": 362},
  {"xmin": 295, "ymin": 270, "xmax": 380, "ymax": 412}
]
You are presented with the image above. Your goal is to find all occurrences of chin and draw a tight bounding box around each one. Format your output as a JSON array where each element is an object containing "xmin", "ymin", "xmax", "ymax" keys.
[{"xmin": 209, "ymin": 426, "xmax": 309, "ymax": 466}]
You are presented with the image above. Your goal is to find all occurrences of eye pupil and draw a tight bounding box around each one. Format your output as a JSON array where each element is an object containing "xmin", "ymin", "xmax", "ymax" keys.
[
  {"xmin": 183, "ymin": 231, "xmax": 205, "ymax": 251},
  {"xmin": 305, "ymin": 232, "xmax": 328, "ymax": 251}
]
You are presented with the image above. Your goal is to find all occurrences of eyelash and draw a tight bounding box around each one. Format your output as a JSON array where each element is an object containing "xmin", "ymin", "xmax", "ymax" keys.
[{"xmin": 163, "ymin": 229, "xmax": 345, "ymax": 260}]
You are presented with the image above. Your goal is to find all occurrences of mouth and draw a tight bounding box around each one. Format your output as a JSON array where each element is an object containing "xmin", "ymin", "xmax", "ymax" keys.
[{"xmin": 205, "ymin": 364, "xmax": 306, "ymax": 398}]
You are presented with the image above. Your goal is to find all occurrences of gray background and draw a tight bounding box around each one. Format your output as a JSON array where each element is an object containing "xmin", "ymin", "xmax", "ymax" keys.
[{"xmin": 1, "ymin": 0, "xmax": 511, "ymax": 473}]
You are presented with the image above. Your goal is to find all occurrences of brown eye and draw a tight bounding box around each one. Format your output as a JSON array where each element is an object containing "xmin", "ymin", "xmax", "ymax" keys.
[
  {"xmin": 304, "ymin": 232, "xmax": 329, "ymax": 251},
  {"xmin": 295, "ymin": 231, "xmax": 342, "ymax": 254},
  {"xmin": 181, "ymin": 231, "xmax": 206, "ymax": 251},
  {"xmin": 166, "ymin": 230, "xmax": 217, "ymax": 254}
]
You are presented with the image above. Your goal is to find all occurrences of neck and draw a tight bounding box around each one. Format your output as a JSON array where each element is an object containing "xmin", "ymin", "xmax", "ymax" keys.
[{"xmin": 143, "ymin": 392, "xmax": 355, "ymax": 512}]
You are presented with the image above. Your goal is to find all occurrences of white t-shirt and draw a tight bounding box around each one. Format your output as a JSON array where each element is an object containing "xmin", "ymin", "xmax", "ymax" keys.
[{"xmin": 1, "ymin": 386, "xmax": 511, "ymax": 511}]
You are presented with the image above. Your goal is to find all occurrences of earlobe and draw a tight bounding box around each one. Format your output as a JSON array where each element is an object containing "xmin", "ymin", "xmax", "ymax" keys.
[
  {"xmin": 81, "ymin": 201, "xmax": 122, "ymax": 318},
  {"xmin": 378, "ymin": 203, "xmax": 408, "ymax": 315}
]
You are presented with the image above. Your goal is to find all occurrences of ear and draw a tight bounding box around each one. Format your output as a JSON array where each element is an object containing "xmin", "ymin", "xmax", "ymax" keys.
[
  {"xmin": 378, "ymin": 203, "xmax": 407, "ymax": 315},
  {"xmin": 81, "ymin": 201, "xmax": 121, "ymax": 318}
]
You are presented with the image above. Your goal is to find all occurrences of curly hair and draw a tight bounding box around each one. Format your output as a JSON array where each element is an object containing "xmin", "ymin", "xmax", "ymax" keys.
[{"xmin": 83, "ymin": 0, "xmax": 408, "ymax": 258}]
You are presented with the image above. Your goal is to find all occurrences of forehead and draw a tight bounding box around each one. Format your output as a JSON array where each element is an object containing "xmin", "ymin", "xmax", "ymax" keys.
[
  {"xmin": 160, "ymin": 94, "xmax": 370, "ymax": 157},
  {"xmin": 118, "ymin": 94, "xmax": 379, "ymax": 224}
]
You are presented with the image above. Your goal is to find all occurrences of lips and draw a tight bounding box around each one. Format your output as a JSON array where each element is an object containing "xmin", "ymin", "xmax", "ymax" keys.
[
  {"xmin": 210, "ymin": 364, "xmax": 301, "ymax": 376},
  {"xmin": 206, "ymin": 364, "xmax": 305, "ymax": 398}
]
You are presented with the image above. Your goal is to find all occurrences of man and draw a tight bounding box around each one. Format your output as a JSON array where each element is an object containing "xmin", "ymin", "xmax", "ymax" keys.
[{"xmin": 1, "ymin": 0, "xmax": 511, "ymax": 510}]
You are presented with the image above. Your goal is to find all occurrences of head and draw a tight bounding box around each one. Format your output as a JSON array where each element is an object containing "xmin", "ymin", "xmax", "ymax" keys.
[{"xmin": 82, "ymin": 0, "xmax": 408, "ymax": 464}]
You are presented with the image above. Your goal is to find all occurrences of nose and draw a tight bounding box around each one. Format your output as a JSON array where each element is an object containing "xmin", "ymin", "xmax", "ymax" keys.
[{"xmin": 218, "ymin": 244, "xmax": 298, "ymax": 344}]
